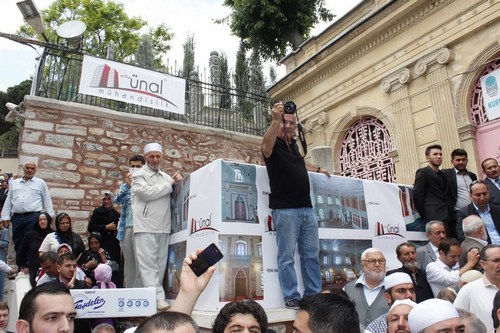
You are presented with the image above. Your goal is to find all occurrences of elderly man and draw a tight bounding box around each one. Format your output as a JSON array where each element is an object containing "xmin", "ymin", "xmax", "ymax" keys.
[
  {"xmin": 132, "ymin": 142, "xmax": 182, "ymax": 311},
  {"xmin": 416, "ymin": 221, "xmax": 447, "ymax": 271},
  {"xmin": 366, "ymin": 272, "xmax": 416, "ymax": 333},
  {"xmin": 482, "ymin": 158, "xmax": 500, "ymax": 206},
  {"xmin": 456, "ymin": 179, "xmax": 500, "ymax": 243},
  {"xmin": 386, "ymin": 299, "xmax": 417, "ymax": 333},
  {"xmin": 1, "ymin": 161, "xmax": 54, "ymax": 252},
  {"xmin": 408, "ymin": 298, "xmax": 464, "ymax": 333},
  {"xmin": 426, "ymin": 238, "xmax": 480, "ymax": 296},
  {"xmin": 454, "ymin": 244, "xmax": 500, "ymax": 330},
  {"xmin": 459, "ymin": 215, "xmax": 488, "ymax": 270},
  {"xmin": 344, "ymin": 248, "xmax": 388, "ymax": 327},
  {"xmin": 388, "ymin": 242, "xmax": 434, "ymax": 302}
]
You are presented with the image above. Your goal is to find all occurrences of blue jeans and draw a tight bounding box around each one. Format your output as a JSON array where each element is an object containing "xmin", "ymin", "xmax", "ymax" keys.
[{"xmin": 273, "ymin": 207, "xmax": 322, "ymax": 301}]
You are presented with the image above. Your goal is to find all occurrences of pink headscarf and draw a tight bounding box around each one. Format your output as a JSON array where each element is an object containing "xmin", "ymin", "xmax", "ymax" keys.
[{"xmin": 92, "ymin": 264, "xmax": 116, "ymax": 289}]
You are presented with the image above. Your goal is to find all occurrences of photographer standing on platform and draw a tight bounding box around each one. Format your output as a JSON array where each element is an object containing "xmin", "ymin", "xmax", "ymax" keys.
[{"xmin": 262, "ymin": 101, "xmax": 329, "ymax": 309}]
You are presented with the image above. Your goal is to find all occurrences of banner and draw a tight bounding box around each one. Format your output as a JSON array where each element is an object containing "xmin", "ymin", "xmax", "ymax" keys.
[
  {"xmin": 480, "ymin": 68, "xmax": 500, "ymax": 121},
  {"xmin": 167, "ymin": 159, "xmax": 426, "ymax": 311},
  {"xmin": 79, "ymin": 55, "xmax": 186, "ymax": 114}
]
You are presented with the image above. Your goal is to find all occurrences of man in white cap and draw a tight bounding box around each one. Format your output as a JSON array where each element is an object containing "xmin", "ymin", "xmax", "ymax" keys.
[
  {"xmin": 365, "ymin": 272, "xmax": 416, "ymax": 333},
  {"xmin": 408, "ymin": 298, "xmax": 463, "ymax": 333},
  {"xmin": 131, "ymin": 142, "xmax": 182, "ymax": 310},
  {"xmin": 387, "ymin": 299, "xmax": 417, "ymax": 333},
  {"xmin": 454, "ymin": 244, "xmax": 500, "ymax": 330}
]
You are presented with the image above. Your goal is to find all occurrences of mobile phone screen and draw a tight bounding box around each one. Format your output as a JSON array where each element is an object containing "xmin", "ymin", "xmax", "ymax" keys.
[{"xmin": 189, "ymin": 243, "xmax": 224, "ymax": 277}]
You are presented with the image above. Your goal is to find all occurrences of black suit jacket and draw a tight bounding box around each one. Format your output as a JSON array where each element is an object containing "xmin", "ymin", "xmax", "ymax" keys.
[
  {"xmin": 442, "ymin": 168, "xmax": 477, "ymax": 209},
  {"xmin": 485, "ymin": 178, "xmax": 500, "ymax": 206},
  {"xmin": 456, "ymin": 202, "xmax": 500, "ymax": 242},
  {"xmin": 414, "ymin": 166, "xmax": 453, "ymax": 222}
]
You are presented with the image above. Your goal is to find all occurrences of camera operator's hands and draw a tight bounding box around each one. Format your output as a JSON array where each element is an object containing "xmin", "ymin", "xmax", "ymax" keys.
[{"xmin": 271, "ymin": 102, "xmax": 284, "ymax": 121}]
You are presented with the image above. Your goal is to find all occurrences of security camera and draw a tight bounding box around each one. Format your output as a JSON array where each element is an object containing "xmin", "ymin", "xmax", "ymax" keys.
[{"xmin": 5, "ymin": 102, "xmax": 25, "ymax": 122}]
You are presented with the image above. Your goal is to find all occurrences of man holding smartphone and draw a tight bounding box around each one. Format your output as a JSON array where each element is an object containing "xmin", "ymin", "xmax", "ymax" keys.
[
  {"xmin": 115, "ymin": 154, "xmax": 145, "ymax": 288},
  {"xmin": 261, "ymin": 102, "xmax": 329, "ymax": 309},
  {"xmin": 132, "ymin": 143, "xmax": 182, "ymax": 311}
]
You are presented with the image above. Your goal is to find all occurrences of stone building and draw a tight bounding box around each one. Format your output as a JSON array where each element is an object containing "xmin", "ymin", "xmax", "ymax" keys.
[{"xmin": 268, "ymin": 0, "xmax": 500, "ymax": 184}]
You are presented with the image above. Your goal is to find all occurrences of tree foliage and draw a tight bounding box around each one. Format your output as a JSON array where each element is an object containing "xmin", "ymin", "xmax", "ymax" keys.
[
  {"xmin": 219, "ymin": 0, "xmax": 334, "ymax": 62},
  {"xmin": 18, "ymin": 0, "xmax": 172, "ymax": 63},
  {"xmin": 0, "ymin": 80, "xmax": 32, "ymax": 149},
  {"xmin": 182, "ymin": 34, "xmax": 195, "ymax": 79}
]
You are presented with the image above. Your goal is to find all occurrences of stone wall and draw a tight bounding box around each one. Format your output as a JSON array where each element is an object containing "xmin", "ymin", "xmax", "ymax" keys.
[{"xmin": 19, "ymin": 96, "xmax": 263, "ymax": 234}]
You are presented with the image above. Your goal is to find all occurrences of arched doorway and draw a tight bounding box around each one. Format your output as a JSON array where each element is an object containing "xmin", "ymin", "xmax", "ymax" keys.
[
  {"xmin": 470, "ymin": 58, "xmax": 500, "ymax": 164},
  {"xmin": 339, "ymin": 116, "xmax": 396, "ymax": 182}
]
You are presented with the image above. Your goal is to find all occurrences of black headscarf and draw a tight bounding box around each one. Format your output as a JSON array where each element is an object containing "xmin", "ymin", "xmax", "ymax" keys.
[
  {"xmin": 33, "ymin": 212, "xmax": 53, "ymax": 236},
  {"xmin": 54, "ymin": 212, "xmax": 74, "ymax": 246}
]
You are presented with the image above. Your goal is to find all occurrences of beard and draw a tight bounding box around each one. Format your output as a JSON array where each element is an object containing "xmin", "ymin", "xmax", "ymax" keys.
[
  {"xmin": 403, "ymin": 260, "xmax": 418, "ymax": 270},
  {"xmin": 364, "ymin": 270, "xmax": 385, "ymax": 282}
]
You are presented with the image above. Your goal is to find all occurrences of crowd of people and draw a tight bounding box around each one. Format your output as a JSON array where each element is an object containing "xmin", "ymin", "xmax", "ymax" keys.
[{"xmin": 0, "ymin": 100, "xmax": 499, "ymax": 333}]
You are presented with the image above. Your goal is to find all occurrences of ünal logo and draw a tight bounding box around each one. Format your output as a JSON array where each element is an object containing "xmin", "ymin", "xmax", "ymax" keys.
[
  {"xmin": 190, "ymin": 214, "xmax": 219, "ymax": 235},
  {"xmin": 376, "ymin": 221, "xmax": 403, "ymax": 237}
]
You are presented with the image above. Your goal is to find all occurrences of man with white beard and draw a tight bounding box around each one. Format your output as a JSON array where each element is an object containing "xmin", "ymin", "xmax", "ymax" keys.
[
  {"xmin": 387, "ymin": 242, "xmax": 434, "ymax": 302},
  {"xmin": 459, "ymin": 215, "xmax": 488, "ymax": 270},
  {"xmin": 344, "ymin": 248, "xmax": 389, "ymax": 328}
]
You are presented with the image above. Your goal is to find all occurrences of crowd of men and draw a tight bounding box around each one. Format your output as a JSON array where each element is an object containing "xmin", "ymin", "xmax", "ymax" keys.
[{"xmin": 1, "ymin": 100, "xmax": 500, "ymax": 333}]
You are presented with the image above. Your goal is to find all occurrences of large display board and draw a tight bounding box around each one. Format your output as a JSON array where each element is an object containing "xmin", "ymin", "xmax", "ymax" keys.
[{"xmin": 165, "ymin": 159, "xmax": 426, "ymax": 310}]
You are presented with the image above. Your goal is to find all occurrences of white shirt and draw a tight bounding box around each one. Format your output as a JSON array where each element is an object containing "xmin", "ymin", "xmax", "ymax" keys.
[
  {"xmin": 426, "ymin": 258, "xmax": 460, "ymax": 296},
  {"xmin": 454, "ymin": 274, "xmax": 497, "ymax": 329},
  {"xmin": 0, "ymin": 176, "xmax": 54, "ymax": 220}
]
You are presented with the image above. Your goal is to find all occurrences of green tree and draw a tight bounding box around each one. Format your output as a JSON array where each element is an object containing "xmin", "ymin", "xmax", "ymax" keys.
[
  {"xmin": 233, "ymin": 42, "xmax": 252, "ymax": 119},
  {"xmin": 219, "ymin": 53, "xmax": 232, "ymax": 109},
  {"xmin": 149, "ymin": 23, "xmax": 174, "ymax": 70},
  {"xmin": 136, "ymin": 34, "xmax": 155, "ymax": 70},
  {"xmin": 17, "ymin": 0, "xmax": 172, "ymax": 62},
  {"xmin": 182, "ymin": 34, "xmax": 195, "ymax": 79},
  {"xmin": 0, "ymin": 80, "xmax": 32, "ymax": 150},
  {"xmin": 219, "ymin": 0, "xmax": 334, "ymax": 62}
]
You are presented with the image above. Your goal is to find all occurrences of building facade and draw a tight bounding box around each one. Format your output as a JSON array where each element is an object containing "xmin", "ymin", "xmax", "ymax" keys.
[{"xmin": 269, "ymin": 0, "xmax": 500, "ymax": 184}]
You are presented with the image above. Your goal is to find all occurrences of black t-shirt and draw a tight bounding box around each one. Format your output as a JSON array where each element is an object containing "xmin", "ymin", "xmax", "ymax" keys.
[{"xmin": 264, "ymin": 137, "xmax": 312, "ymax": 209}]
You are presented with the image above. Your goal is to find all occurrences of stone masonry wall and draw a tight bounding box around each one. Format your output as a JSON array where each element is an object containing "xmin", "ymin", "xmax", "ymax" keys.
[{"xmin": 19, "ymin": 96, "xmax": 264, "ymax": 235}]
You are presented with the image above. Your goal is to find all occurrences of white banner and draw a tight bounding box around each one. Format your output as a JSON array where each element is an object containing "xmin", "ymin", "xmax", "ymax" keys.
[
  {"xmin": 79, "ymin": 55, "xmax": 185, "ymax": 114},
  {"xmin": 480, "ymin": 68, "xmax": 500, "ymax": 121}
]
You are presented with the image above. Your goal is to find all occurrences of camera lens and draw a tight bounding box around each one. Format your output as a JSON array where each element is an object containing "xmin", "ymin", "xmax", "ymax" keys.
[{"xmin": 284, "ymin": 101, "xmax": 296, "ymax": 114}]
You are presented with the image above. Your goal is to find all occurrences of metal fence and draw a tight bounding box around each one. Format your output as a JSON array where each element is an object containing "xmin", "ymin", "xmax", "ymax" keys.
[
  {"xmin": 0, "ymin": 147, "xmax": 18, "ymax": 158},
  {"xmin": 35, "ymin": 50, "xmax": 272, "ymax": 136}
]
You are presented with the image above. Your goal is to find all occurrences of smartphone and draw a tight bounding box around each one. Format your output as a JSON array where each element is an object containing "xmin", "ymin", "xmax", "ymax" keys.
[{"xmin": 189, "ymin": 243, "xmax": 224, "ymax": 277}]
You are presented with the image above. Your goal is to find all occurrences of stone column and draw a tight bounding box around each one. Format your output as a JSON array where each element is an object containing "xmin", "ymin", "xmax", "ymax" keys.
[
  {"xmin": 312, "ymin": 146, "xmax": 333, "ymax": 174},
  {"xmin": 380, "ymin": 68, "xmax": 418, "ymax": 184},
  {"xmin": 414, "ymin": 47, "xmax": 460, "ymax": 152}
]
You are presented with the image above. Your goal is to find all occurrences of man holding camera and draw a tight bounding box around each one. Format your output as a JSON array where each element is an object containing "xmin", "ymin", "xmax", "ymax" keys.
[{"xmin": 262, "ymin": 101, "xmax": 329, "ymax": 309}]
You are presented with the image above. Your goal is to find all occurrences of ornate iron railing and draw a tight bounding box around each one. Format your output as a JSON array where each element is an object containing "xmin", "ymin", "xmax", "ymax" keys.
[{"xmin": 35, "ymin": 50, "xmax": 272, "ymax": 136}]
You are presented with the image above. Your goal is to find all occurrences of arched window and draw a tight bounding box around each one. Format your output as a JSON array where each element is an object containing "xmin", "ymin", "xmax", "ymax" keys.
[
  {"xmin": 235, "ymin": 240, "xmax": 247, "ymax": 255},
  {"xmin": 339, "ymin": 116, "xmax": 396, "ymax": 182},
  {"xmin": 470, "ymin": 58, "xmax": 500, "ymax": 125}
]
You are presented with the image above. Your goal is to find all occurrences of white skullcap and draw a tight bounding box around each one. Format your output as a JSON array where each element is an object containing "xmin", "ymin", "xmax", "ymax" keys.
[
  {"xmin": 459, "ymin": 269, "xmax": 482, "ymax": 283},
  {"xmin": 144, "ymin": 143, "xmax": 162, "ymax": 155},
  {"xmin": 408, "ymin": 298, "xmax": 459, "ymax": 333},
  {"xmin": 389, "ymin": 299, "xmax": 417, "ymax": 312},
  {"xmin": 384, "ymin": 272, "xmax": 413, "ymax": 289}
]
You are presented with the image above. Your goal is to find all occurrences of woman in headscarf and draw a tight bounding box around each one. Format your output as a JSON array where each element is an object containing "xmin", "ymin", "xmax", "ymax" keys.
[
  {"xmin": 78, "ymin": 232, "xmax": 110, "ymax": 284},
  {"xmin": 17, "ymin": 212, "xmax": 53, "ymax": 286},
  {"xmin": 39, "ymin": 212, "xmax": 85, "ymax": 258},
  {"xmin": 88, "ymin": 192, "xmax": 121, "ymax": 286}
]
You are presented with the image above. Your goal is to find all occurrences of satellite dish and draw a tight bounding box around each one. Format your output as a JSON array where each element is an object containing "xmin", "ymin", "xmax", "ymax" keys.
[{"xmin": 56, "ymin": 20, "xmax": 86, "ymax": 44}]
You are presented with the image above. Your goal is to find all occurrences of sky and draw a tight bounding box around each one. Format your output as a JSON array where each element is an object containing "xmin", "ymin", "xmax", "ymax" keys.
[{"xmin": 0, "ymin": 0, "xmax": 362, "ymax": 92}]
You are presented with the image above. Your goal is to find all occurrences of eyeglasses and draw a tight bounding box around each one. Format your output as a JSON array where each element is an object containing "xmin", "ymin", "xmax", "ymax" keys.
[{"xmin": 362, "ymin": 259, "xmax": 386, "ymax": 265}]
